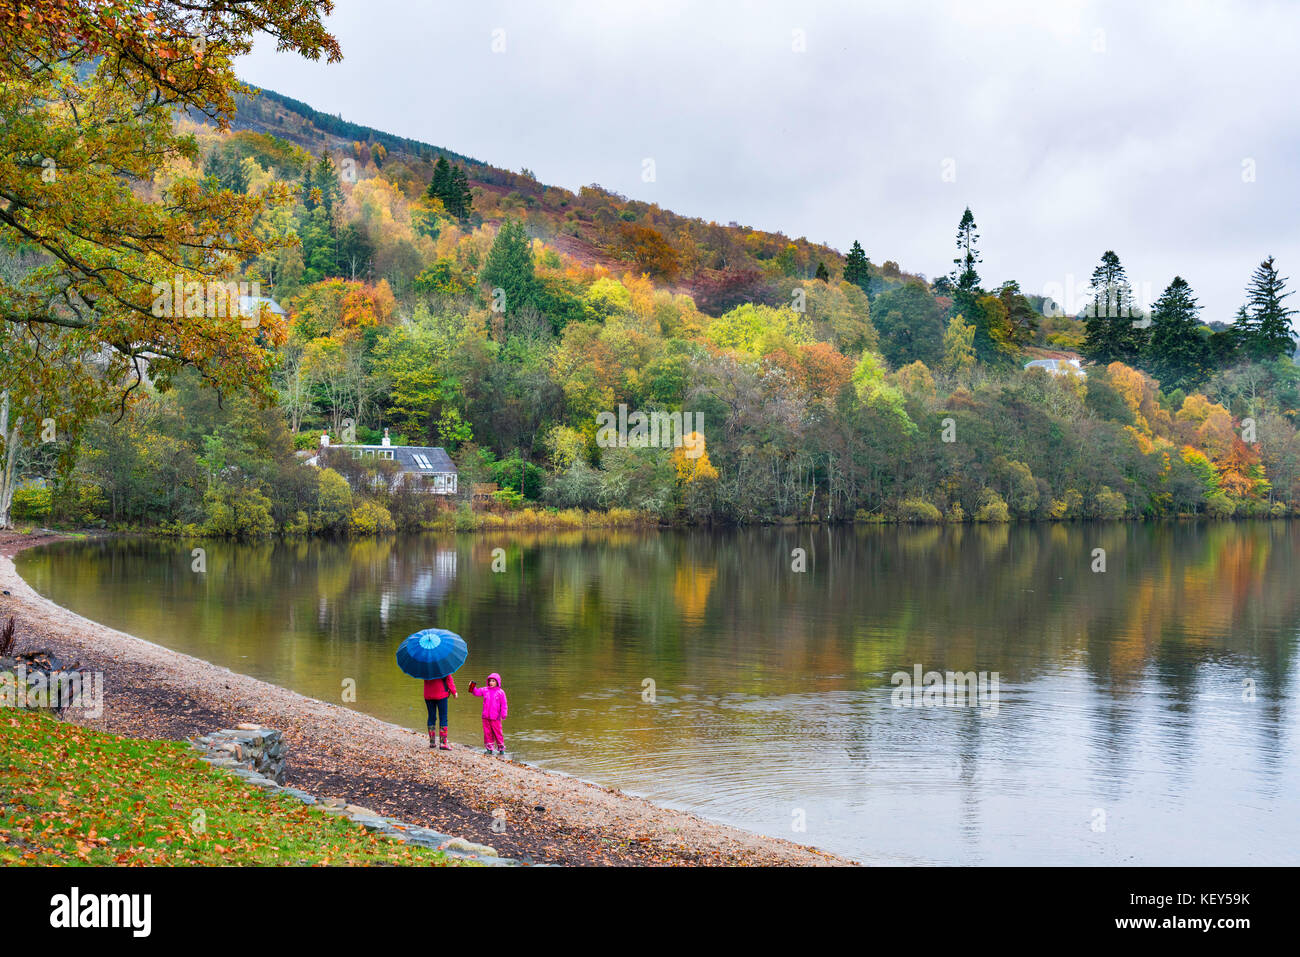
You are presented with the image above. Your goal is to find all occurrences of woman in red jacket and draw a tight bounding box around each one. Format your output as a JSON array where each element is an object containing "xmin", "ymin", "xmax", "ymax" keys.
[{"xmin": 424, "ymin": 674, "xmax": 458, "ymax": 749}]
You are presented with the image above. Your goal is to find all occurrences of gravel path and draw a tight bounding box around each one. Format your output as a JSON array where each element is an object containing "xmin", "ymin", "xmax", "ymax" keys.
[{"xmin": 0, "ymin": 532, "xmax": 854, "ymax": 866}]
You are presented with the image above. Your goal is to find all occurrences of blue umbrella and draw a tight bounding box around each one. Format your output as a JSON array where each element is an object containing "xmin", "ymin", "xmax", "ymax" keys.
[{"xmin": 396, "ymin": 628, "xmax": 468, "ymax": 680}]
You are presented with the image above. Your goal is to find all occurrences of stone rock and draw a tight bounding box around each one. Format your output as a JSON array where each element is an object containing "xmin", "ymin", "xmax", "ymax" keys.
[{"xmin": 439, "ymin": 838, "xmax": 498, "ymax": 857}]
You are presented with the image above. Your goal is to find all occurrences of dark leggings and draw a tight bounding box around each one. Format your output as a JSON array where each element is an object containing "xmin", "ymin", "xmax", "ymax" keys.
[{"xmin": 426, "ymin": 697, "xmax": 448, "ymax": 728}]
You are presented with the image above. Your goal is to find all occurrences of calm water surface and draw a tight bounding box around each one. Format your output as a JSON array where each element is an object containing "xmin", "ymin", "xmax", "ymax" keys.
[{"xmin": 17, "ymin": 523, "xmax": 1300, "ymax": 864}]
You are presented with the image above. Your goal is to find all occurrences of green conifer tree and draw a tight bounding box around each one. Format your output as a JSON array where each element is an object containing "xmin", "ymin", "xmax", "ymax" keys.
[
  {"xmin": 843, "ymin": 240, "xmax": 872, "ymax": 293},
  {"xmin": 1241, "ymin": 256, "xmax": 1297, "ymax": 360},
  {"xmin": 1083, "ymin": 250, "xmax": 1144, "ymax": 364},
  {"xmin": 1143, "ymin": 276, "xmax": 1209, "ymax": 388},
  {"xmin": 481, "ymin": 220, "xmax": 537, "ymax": 326}
]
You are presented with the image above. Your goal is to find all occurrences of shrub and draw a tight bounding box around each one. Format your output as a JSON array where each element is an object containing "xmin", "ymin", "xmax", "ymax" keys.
[
  {"xmin": 201, "ymin": 483, "xmax": 276, "ymax": 539},
  {"xmin": 1241, "ymin": 498, "xmax": 1272, "ymax": 518},
  {"xmin": 1205, "ymin": 493, "xmax": 1235, "ymax": 519},
  {"xmin": 946, "ymin": 501, "xmax": 966, "ymax": 524},
  {"xmin": 973, "ymin": 489, "xmax": 1010, "ymax": 523},
  {"xmin": 11, "ymin": 485, "xmax": 52, "ymax": 521},
  {"xmin": 454, "ymin": 502, "xmax": 476, "ymax": 531},
  {"xmin": 348, "ymin": 501, "xmax": 396, "ymax": 536},
  {"xmin": 313, "ymin": 468, "xmax": 353, "ymax": 533},
  {"xmin": 1049, "ymin": 488, "xmax": 1084, "ymax": 520},
  {"xmin": 491, "ymin": 487, "xmax": 526, "ymax": 509},
  {"xmin": 897, "ymin": 498, "xmax": 943, "ymax": 523},
  {"xmin": 1092, "ymin": 485, "xmax": 1128, "ymax": 520}
]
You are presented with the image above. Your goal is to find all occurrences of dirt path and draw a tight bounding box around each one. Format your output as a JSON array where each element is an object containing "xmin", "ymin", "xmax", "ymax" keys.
[{"xmin": 0, "ymin": 530, "xmax": 854, "ymax": 866}]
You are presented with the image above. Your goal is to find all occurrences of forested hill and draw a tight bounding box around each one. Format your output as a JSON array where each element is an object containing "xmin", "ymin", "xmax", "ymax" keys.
[{"xmin": 227, "ymin": 84, "xmax": 925, "ymax": 313}]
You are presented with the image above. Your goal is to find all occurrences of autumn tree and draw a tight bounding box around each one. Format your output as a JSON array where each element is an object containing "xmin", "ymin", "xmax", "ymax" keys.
[
  {"xmin": 941, "ymin": 314, "xmax": 977, "ymax": 375},
  {"xmin": 615, "ymin": 224, "xmax": 681, "ymax": 280},
  {"xmin": 997, "ymin": 281, "xmax": 1040, "ymax": 350},
  {"xmin": 0, "ymin": 0, "xmax": 339, "ymax": 527}
]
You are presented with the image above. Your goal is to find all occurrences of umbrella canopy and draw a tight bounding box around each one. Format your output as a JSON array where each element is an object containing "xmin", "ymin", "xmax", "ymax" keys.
[{"xmin": 396, "ymin": 628, "xmax": 468, "ymax": 680}]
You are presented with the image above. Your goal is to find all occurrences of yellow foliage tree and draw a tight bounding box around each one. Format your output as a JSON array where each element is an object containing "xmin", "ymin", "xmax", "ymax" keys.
[{"xmin": 673, "ymin": 433, "xmax": 719, "ymax": 483}]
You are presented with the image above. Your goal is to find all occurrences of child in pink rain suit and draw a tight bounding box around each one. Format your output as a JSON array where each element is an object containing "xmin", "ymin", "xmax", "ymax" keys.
[{"xmin": 468, "ymin": 673, "xmax": 508, "ymax": 756}]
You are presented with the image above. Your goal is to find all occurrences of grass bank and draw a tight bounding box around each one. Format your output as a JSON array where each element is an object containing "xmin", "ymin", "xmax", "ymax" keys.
[{"xmin": 0, "ymin": 708, "xmax": 465, "ymax": 866}]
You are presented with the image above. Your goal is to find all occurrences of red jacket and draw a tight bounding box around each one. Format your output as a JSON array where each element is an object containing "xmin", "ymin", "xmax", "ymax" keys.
[{"xmin": 423, "ymin": 675, "xmax": 457, "ymax": 700}]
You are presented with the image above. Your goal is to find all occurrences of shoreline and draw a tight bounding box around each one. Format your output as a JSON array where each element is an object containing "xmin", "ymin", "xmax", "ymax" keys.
[{"xmin": 0, "ymin": 530, "xmax": 855, "ymax": 867}]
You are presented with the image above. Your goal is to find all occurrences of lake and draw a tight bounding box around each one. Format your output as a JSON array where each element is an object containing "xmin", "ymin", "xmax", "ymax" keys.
[{"xmin": 16, "ymin": 522, "xmax": 1300, "ymax": 864}]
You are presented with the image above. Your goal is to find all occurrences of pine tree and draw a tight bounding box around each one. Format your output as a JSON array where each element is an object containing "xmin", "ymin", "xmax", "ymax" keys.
[
  {"xmin": 447, "ymin": 164, "xmax": 473, "ymax": 220},
  {"xmin": 815, "ymin": 261, "xmax": 830, "ymax": 282},
  {"xmin": 305, "ymin": 153, "xmax": 342, "ymax": 216},
  {"xmin": 1082, "ymin": 250, "xmax": 1144, "ymax": 364},
  {"xmin": 427, "ymin": 156, "xmax": 451, "ymax": 204},
  {"xmin": 1143, "ymin": 276, "xmax": 1209, "ymax": 388},
  {"xmin": 948, "ymin": 208, "xmax": 986, "ymax": 353},
  {"xmin": 843, "ymin": 241, "xmax": 871, "ymax": 293},
  {"xmin": 951, "ymin": 207, "xmax": 981, "ymax": 293},
  {"xmin": 1241, "ymin": 256, "xmax": 1297, "ymax": 360},
  {"xmin": 482, "ymin": 220, "xmax": 537, "ymax": 325},
  {"xmin": 426, "ymin": 156, "xmax": 474, "ymax": 221}
]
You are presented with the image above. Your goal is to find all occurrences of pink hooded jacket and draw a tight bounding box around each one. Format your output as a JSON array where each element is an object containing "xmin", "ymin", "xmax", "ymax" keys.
[{"xmin": 470, "ymin": 673, "xmax": 508, "ymax": 721}]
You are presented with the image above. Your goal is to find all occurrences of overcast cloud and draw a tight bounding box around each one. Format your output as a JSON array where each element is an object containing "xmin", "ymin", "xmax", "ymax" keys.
[{"xmin": 236, "ymin": 0, "xmax": 1300, "ymax": 322}]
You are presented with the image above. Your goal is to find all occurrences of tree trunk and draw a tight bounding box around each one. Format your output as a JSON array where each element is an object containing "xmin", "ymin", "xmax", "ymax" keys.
[{"xmin": 0, "ymin": 391, "xmax": 23, "ymax": 530}]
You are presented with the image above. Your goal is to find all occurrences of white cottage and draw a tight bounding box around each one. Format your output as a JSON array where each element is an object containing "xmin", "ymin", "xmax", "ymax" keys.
[{"xmin": 310, "ymin": 431, "xmax": 458, "ymax": 494}]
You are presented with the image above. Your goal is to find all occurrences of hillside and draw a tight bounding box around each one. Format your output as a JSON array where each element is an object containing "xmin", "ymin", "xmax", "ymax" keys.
[{"xmin": 225, "ymin": 84, "xmax": 926, "ymax": 313}]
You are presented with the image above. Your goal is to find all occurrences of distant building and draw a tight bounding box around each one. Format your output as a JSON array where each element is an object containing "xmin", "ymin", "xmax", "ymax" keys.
[
  {"xmin": 308, "ymin": 430, "xmax": 458, "ymax": 494},
  {"xmin": 1024, "ymin": 357, "xmax": 1086, "ymax": 378}
]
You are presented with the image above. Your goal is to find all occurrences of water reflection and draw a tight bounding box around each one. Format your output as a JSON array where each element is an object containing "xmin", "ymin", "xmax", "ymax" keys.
[{"xmin": 16, "ymin": 522, "xmax": 1300, "ymax": 864}]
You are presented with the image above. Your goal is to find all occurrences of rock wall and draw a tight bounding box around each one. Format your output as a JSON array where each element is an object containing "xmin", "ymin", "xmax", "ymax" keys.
[{"xmin": 194, "ymin": 723, "xmax": 286, "ymax": 783}]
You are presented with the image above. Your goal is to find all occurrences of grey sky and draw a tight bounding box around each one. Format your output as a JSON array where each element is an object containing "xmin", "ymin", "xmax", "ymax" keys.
[{"xmin": 236, "ymin": 0, "xmax": 1300, "ymax": 323}]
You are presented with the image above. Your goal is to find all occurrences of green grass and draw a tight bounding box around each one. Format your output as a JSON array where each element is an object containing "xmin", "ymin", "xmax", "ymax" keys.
[{"xmin": 0, "ymin": 708, "xmax": 466, "ymax": 866}]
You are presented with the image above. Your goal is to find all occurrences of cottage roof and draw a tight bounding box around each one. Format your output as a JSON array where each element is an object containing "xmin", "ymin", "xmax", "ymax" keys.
[{"xmin": 332, "ymin": 444, "xmax": 456, "ymax": 473}]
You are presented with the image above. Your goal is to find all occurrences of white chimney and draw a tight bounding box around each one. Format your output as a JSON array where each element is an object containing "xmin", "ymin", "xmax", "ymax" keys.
[
  {"xmin": 382, "ymin": 428, "xmax": 391, "ymax": 448},
  {"xmin": 321, "ymin": 433, "xmax": 330, "ymax": 448}
]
